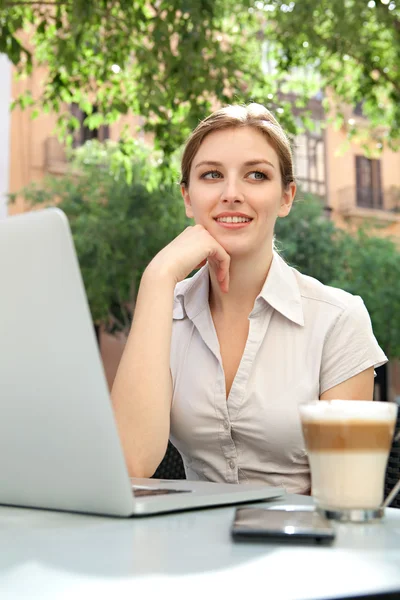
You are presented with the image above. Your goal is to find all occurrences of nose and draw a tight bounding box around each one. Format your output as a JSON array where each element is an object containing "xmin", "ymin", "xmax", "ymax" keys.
[{"xmin": 220, "ymin": 177, "xmax": 244, "ymax": 204}]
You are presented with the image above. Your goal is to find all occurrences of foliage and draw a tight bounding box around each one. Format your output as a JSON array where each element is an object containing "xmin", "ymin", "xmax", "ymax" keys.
[
  {"xmin": 2, "ymin": 1, "xmax": 400, "ymax": 152},
  {"xmin": 0, "ymin": 0, "xmax": 297, "ymax": 154},
  {"xmin": 265, "ymin": 0, "xmax": 400, "ymax": 151},
  {"xmin": 331, "ymin": 231, "xmax": 400, "ymax": 359},
  {"xmin": 275, "ymin": 193, "xmax": 343, "ymax": 285},
  {"xmin": 276, "ymin": 194, "xmax": 400, "ymax": 358},
  {"xmin": 10, "ymin": 139, "xmax": 188, "ymax": 333}
]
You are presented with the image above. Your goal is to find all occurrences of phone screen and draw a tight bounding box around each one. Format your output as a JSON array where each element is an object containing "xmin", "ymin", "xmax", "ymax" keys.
[{"xmin": 232, "ymin": 507, "xmax": 335, "ymax": 543}]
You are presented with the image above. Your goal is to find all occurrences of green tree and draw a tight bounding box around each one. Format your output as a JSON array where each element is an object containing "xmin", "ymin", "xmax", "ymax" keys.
[
  {"xmin": 266, "ymin": 0, "xmax": 400, "ymax": 150},
  {"xmin": 275, "ymin": 193, "xmax": 343, "ymax": 285},
  {"xmin": 276, "ymin": 195, "xmax": 400, "ymax": 358},
  {"xmin": 10, "ymin": 139, "xmax": 188, "ymax": 333},
  {"xmin": 0, "ymin": 0, "xmax": 286, "ymax": 154},
  {"xmin": 2, "ymin": 1, "xmax": 400, "ymax": 152},
  {"xmin": 331, "ymin": 230, "xmax": 400, "ymax": 359}
]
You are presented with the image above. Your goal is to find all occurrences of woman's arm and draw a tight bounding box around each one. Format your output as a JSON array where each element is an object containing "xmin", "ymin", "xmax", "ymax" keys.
[
  {"xmin": 320, "ymin": 367, "xmax": 375, "ymax": 401},
  {"xmin": 111, "ymin": 269, "xmax": 176, "ymax": 477},
  {"xmin": 111, "ymin": 225, "xmax": 230, "ymax": 477}
]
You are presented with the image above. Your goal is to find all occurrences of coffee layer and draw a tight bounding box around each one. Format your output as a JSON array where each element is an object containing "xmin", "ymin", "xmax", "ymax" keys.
[{"xmin": 302, "ymin": 420, "xmax": 395, "ymax": 451}]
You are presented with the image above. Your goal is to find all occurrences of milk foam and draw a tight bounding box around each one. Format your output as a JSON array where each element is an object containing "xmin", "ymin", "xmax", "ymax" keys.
[{"xmin": 300, "ymin": 400, "xmax": 397, "ymax": 423}]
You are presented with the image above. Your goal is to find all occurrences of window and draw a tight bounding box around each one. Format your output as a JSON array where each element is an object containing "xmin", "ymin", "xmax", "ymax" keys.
[
  {"xmin": 70, "ymin": 104, "xmax": 110, "ymax": 148},
  {"xmin": 293, "ymin": 123, "xmax": 326, "ymax": 198},
  {"xmin": 355, "ymin": 156, "xmax": 383, "ymax": 209}
]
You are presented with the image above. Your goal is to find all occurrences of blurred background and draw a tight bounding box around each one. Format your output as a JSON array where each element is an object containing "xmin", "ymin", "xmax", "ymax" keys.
[{"xmin": 0, "ymin": 0, "xmax": 399, "ymax": 403}]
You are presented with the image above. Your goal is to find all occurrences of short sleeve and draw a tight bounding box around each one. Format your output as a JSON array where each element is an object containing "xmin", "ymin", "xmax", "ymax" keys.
[{"xmin": 320, "ymin": 296, "xmax": 388, "ymax": 395}]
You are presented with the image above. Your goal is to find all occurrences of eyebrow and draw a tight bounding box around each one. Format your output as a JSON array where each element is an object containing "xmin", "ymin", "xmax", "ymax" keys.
[{"xmin": 194, "ymin": 159, "xmax": 276, "ymax": 170}]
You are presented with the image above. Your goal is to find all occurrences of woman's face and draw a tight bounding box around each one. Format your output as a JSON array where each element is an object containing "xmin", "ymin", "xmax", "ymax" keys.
[{"xmin": 181, "ymin": 126, "xmax": 296, "ymax": 259}]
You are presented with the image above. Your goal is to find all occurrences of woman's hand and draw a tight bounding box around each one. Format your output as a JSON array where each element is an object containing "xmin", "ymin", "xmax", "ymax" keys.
[{"xmin": 145, "ymin": 225, "xmax": 230, "ymax": 293}]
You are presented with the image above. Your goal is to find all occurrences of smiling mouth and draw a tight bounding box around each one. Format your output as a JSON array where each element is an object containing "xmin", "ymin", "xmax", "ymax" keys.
[{"xmin": 215, "ymin": 216, "xmax": 252, "ymax": 224}]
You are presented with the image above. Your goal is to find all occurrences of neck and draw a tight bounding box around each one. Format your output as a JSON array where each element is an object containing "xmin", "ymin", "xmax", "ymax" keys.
[{"xmin": 209, "ymin": 246, "xmax": 274, "ymax": 315}]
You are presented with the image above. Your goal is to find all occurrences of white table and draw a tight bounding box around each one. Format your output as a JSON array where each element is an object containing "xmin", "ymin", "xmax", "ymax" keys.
[{"xmin": 0, "ymin": 494, "xmax": 399, "ymax": 600}]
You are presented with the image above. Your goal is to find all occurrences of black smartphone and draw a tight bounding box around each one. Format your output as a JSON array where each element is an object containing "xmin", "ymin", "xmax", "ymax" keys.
[{"xmin": 231, "ymin": 507, "xmax": 336, "ymax": 544}]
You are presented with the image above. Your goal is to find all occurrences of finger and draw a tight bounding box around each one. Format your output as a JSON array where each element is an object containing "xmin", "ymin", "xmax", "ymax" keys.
[
  {"xmin": 217, "ymin": 254, "xmax": 230, "ymax": 290},
  {"xmin": 209, "ymin": 249, "xmax": 230, "ymax": 293},
  {"xmin": 219, "ymin": 270, "xmax": 229, "ymax": 293}
]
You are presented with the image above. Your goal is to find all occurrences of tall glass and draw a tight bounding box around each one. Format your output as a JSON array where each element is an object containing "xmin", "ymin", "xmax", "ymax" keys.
[{"xmin": 300, "ymin": 400, "xmax": 398, "ymax": 523}]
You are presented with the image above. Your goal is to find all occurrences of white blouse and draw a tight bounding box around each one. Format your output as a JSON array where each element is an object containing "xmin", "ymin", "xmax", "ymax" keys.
[{"xmin": 169, "ymin": 252, "xmax": 387, "ymax": 494}]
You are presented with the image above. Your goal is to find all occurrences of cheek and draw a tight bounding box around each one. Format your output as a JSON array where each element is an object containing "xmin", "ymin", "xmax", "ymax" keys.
[
  {"xmin": 190, "ymin": 189, "xmax": 215, "ymax": 212},
  {"xmin": 254, "ymin": 189, "xmax": 281, "ymax": 215}
]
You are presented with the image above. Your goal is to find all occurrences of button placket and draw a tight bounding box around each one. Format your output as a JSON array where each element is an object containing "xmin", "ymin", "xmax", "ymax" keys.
[
  {"xmin": 213, "ymin": 364, "xmax": 237, "ymax": 483},
  {"xmin": 227, "ymin": 306, "xmax": 273, "ymax": 424}
]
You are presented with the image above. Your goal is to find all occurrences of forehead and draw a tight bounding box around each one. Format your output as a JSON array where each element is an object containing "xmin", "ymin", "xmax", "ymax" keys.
[{"xmin": 192, "ymin": 126, "xmax": 279, "ymax": 168}]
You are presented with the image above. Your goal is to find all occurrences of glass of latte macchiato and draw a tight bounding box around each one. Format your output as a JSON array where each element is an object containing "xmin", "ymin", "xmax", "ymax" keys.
[{"xmin": 300, "ymin": 400, "xmax": 398, "ymax": 523}]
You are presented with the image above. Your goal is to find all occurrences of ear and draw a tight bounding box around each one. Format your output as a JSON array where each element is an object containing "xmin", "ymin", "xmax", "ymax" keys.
[
  {"xmin": 278, "ymin": 182, "xmax": 296, "ymax": 218},
  {"xmin": 181, "ymin": 185, "xmax": 194, "ymax": 219}
]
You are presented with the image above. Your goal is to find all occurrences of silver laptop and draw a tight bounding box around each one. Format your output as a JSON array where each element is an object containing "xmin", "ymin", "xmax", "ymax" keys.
[{"xmin": 0, "ymin": 208, "xmax": 283, "ymax": 517}]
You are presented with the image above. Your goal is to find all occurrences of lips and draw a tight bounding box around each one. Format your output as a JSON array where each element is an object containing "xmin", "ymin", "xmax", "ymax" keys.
[{"xmin": 213, "ymin": 212, "xmax": 253, "ymax": 229}]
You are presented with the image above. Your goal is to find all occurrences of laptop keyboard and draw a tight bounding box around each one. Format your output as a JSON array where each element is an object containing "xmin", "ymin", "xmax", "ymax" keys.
[{"xmin": 132, "ymin": 486, "xmax": 191, "ymax": 497}]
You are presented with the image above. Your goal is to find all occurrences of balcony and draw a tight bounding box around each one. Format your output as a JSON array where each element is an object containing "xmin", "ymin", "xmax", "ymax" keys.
[{"xmin": 337, "ymin": 186, "xmax": 400, "ymax": 223}]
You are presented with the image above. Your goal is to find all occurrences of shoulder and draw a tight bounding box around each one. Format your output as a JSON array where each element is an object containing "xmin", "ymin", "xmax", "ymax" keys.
[
  {"xmin": 292, "ymin": 268, "xmax": 361, "ymax": 313},
  {"xmin": 289, "ymin": 268, "xmax": 377, "ymax": 347}
]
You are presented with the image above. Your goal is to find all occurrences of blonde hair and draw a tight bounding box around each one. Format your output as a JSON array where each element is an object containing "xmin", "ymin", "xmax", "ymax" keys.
[{"xmin": 180, "ymin": 103, "xmax": 295, "ymax": 189}]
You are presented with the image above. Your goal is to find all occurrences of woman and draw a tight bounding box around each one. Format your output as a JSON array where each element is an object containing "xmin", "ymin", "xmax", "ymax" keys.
[{"xmin": 112, "ymin": 103, "xmax": 387, "ymax": 494}]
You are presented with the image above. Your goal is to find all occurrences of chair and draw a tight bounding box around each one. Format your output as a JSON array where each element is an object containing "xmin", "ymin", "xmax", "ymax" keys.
[
  {"xmin": 152, "ymin": 441, "xmax": 186, "ymax": 480},
  {"xmin": 385, "ymin": 408, "xmax": 400, "ymax": 508}
]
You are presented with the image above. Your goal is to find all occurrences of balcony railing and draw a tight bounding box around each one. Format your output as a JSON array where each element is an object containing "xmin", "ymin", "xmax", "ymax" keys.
[
  {"xmin": 338, "ymin": 186, "xmax": 400, "ymax": 216},
  {"xmin": 356, "ymin": 186, "xmax": 383, "ymax": 209}
]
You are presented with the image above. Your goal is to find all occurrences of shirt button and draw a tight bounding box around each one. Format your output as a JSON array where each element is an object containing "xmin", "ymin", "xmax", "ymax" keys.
[
  {"xmin": 223, "ymin": 420, "xmax": 229, "ymax": 430},
  {"xmin": 229, "ymin": 460, "xmax": 235, "ymax": 469}
]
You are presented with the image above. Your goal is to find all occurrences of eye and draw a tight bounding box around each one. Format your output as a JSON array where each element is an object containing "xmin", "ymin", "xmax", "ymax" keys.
[
  {"xmin": 200, "ymin": 170, "xmax": 222, "ymax": 180},
  {"xmin": 248, "ymin": 171, "xmax": 268, "ymax": 181}
]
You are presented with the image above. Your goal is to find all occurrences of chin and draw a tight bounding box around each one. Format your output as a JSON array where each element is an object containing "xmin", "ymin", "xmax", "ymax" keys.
[
  {"xmin": 225, "ymin": 237, "xmax": 273, "ymax": 261},
  {"xmin": 218, "ymin": 240, "xmax": 256, "ymax": 258}
]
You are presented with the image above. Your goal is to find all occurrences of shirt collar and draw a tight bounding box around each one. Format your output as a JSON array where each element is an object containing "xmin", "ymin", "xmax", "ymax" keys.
[
  {"xmin": 173, "ymin": 266, "xmax": 210, "ymax": 320},
  {"xmin": 173, "ymin": 252, "xmax": 304, "ymax": 326},
  {"xmin": 256, "ymin": 252, "xmax": 304, "ymax": 326}
]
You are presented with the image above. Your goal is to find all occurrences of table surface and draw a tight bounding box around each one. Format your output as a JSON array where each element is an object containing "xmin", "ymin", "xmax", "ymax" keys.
[{"xmin": 0, "ymin": 493, "xmax": 399, "ymax": 600}]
